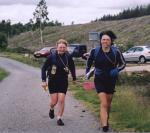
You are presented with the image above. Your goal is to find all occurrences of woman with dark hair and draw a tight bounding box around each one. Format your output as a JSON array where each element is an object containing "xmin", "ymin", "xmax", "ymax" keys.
[
  {"xmin": 85, "ymin": 30, "xmax": 126, "ymax": 132},
  {"xmin": 41, "ymin": 39, "xmax": 76, "ymax": 126}
]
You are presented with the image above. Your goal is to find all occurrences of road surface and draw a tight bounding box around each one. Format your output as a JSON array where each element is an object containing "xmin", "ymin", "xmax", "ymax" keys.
[{"xmin": 0, "ymin": 57, "xmax": 100, "ymax": 133}]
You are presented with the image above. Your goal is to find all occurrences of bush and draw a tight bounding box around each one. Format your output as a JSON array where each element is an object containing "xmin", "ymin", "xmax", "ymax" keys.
[
  {"xmin": 67, "ymin": 33, "xmax": 84, "ymax": 43},
  {"xmin": 0, "ymin": 32, "xmax": 8, "ymax": 49},
  {"xmin": 5, "ymin": 47, "xmax": 32, "ymax": 54},
  {"xmin": 125, "ymin": 43, "xmax": 134, "ymax": 51},
  {"xmin": 118, "ymin": 71, "xmax": 150, "ymax": 85},
  {"xmin": 117, "ymin": 43, "xmax": 126, "ymax": 52},
  {"xmin": 117, "ymin": 71, "xmax": 150, "ymax": 96}
]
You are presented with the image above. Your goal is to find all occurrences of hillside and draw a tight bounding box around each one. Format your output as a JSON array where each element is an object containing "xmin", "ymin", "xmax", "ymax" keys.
[{"xmin": 8, "ymin": 15, "xmax": 150, "ymax": 51}]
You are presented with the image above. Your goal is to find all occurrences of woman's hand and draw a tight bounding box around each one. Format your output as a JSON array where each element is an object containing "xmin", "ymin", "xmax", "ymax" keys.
[
  {"xmin": 72, "ymin": 77, "xmax": 77, "ymax": 85},
  {"xmin": 72, "ymin": 80, "xmax": 76, "ymax": 85},
  {"xmin": 110, "ymin": 68, "xmax": 119, "ymax": 77},
  {"xmin": 41, "ymin": 81, "xmax": 48, "ymax": 91}
]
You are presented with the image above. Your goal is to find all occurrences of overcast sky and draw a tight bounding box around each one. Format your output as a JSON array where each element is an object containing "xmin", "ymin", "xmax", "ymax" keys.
[{"xmin": 0, "ymin": 0, "xmax": 149, "ymax": 25}]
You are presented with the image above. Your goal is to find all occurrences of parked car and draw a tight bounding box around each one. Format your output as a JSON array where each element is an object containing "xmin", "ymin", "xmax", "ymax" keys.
[
  {"xmin": 34, "ymin": 47, "xmax": 56, "ymax": 58},
  {"xmin": 123, "ymin": 46, "xmax": 150, "ymax": 63},
  {"xmin": 34, "ymin": 44, "xmax": 87, "ymax": 58},
  {"xmin": 82, "ymin": 52, "xmax": 90, "ymax": 60},
  {"xmin": 68, "ymin": 43, "xmax": 87, "ymax": 58}
]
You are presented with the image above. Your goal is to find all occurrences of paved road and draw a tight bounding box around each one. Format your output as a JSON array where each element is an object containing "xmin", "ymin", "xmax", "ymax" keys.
[
  {"xmin": 124, "ymin": 64, "xmax": 150, "ymax": 72},
  {"xmin": 0, "ymin": 57, "xmax": 100, "ymax": 133}
]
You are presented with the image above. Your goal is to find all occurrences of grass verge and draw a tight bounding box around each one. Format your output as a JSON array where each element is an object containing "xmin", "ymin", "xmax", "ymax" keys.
[
  {"xmin": 0, "ymin": 51, "xmax": 86, "ymax": 69},
  {"xmin": 69, "ymin": 72, "xmax": 150, "ymax": 132},
  {"xmin": 0, "ymin": 68, "xmax": 9, "ymax": 81},
  {"xmin": 0, "ymin": 51, "xmax": 45, "ymax": 68}
]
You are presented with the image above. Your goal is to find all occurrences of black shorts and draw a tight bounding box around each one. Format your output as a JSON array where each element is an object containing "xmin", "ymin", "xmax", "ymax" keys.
[
  {"xmin": 48, "ymin": 76, "xmax": 68, "ymax": 94},
  {"xmin": 94, "ymin": 76, "xmax": 117, "ymax": 94}
]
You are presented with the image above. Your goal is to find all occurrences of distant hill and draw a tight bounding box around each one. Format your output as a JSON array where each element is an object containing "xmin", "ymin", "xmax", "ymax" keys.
[{"xmin": 8, "ymin": 15, "xmax": 150, "ymax": 51}]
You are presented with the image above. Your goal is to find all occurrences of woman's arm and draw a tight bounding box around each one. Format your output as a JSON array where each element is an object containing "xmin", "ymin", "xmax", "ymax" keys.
[
  {"xmin": 86, "ymin": 49, "xmax": 95, "ymax": 74},
  {"xmin": 116, "ymin": 49, "xmax": 126, "ymax": 71},
  {"xmin": 41, "ymin": 56, "xmax": 52, "ymax": 82},
  {"xmin": 68, "ymin": 55, "xmax": 76, "ymax": 81}
]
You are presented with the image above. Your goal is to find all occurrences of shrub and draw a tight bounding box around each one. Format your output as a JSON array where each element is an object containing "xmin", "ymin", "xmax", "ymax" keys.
[{"xmin": 0, "ymin": 32, "xmax": 8, "ymax": 49}]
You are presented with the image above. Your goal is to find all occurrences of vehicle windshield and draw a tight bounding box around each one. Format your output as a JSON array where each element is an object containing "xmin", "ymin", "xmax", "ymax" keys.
[
  {"xmin": 127, "ymin": 47, "xmax": 136, "ymax": 52},
  {"xmin": 41, "ymin": 47, "xmax": 51, "ymax": 51},
  {"xmin": 67, "ymin": 46, "xmax": 75, "ymax": 53},
  {"xmin": 146, "ymin": 46, "xmax": 150, "ymax": 50}
]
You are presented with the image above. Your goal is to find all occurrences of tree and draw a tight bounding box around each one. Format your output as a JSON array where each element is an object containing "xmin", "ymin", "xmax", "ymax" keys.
[
  {"xmin": 33, "ymin": 0, "xmax": 49, "ymax": 46},
  {"xmin": 0, "ymin": 32, "xmax": 8, "ymax": 49},
  {"xmin": 71, "ymin": 21, "xmax": 74, "ymax": 25}
]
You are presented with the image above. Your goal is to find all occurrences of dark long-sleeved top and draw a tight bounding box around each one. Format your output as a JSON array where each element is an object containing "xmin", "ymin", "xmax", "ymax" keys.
[
  {"xmin": 41, "ymin": 51, "xmax": 76, "ymax": 81},
  {"xmin": 86, "ymin": 47, "xmax": 126, "ymax": 75}
]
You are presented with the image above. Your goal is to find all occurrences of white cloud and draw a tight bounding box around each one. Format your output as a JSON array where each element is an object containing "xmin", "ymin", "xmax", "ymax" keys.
[
  {"xmin": 0, "ymin": 0, "xmax": 38, "ymax": 5},
  {"xmin": 0, "ymin": 0, "xmax": 149, "ymax": 25},
  {"xmin": 50, "ymin": 6, "xmax": 121, "ymax": 25},
  {"xmin": 0, "ymin": 0, "xmax": 149, "ymax": 7},
  {"xmin": 0, "ymin": 4, "xmax": 35, "ymax": 24}
]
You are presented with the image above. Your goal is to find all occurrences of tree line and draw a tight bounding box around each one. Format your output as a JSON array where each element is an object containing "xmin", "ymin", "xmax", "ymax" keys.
[
  {"xmin": 93, "ymin": 4, "xmax": 150, "ymax": 21},
  {"xmin": 0, "ymin": 20, "xmax": 62, "ymax": 37},
  {"xmin": 0, "ymin": 19, "xmax": 62, "ymax": 49}
]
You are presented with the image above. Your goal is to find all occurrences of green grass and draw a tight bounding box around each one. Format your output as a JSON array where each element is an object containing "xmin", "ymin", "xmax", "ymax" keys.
[
  {"xmin": 110, "ymin": 85, "xmax": 150, "ymax": 132},
  {"xmin": 0, "ymin": 68, "xmax": 9, "ymax": 81},
  {"xmin": 73, "ymin": 58, "xmax": 86, "ymax": 68},
  {"xmin": 69, "ymin": 77, "xmax": 100, "ymax": 116},
  {"xmin": 69, "ymin": 73, "xmax": 150, "ymax": 132},
  {"xmin": 0, "ymin": 51, "xmax": 45, "ymax": 68}
]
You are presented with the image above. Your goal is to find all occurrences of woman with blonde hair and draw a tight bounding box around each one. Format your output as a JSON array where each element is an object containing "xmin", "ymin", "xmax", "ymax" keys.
[{"xmin": 41, "ymin": 39, "xmax": 76, "ymax": 126}]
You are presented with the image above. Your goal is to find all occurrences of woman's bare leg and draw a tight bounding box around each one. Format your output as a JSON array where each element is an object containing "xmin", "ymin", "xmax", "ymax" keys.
[
  {"xmin": 57, "ymin": 93, "xmax": 66, "ymax": 118},
  {"xmin": 98, "ymin": 92, "xmax": 113, "ymax": 127}
]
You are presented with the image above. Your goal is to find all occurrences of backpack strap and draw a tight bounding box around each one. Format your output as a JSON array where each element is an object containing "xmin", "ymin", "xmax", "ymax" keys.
[
  {"xmin": 50, "ymin": 50, "xmax": 57, "ymax": 65},
  {"xmin": 111, "ymin": 46, "xmax": 117, "ymax": 56},
  {"xmin": 94, "ymin": 45, "xmax": 117, "ymax": 59},
  {"xmin": 94, "ymin": 46, "xmax": 101, "ymax": 59},
  {"xmin": 51, "ymin": 51, "xmax": 70, "ymax": 65},
  {"xmin": 46, "ymin": 51, "xmax": 57, "ymax": 77}
]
